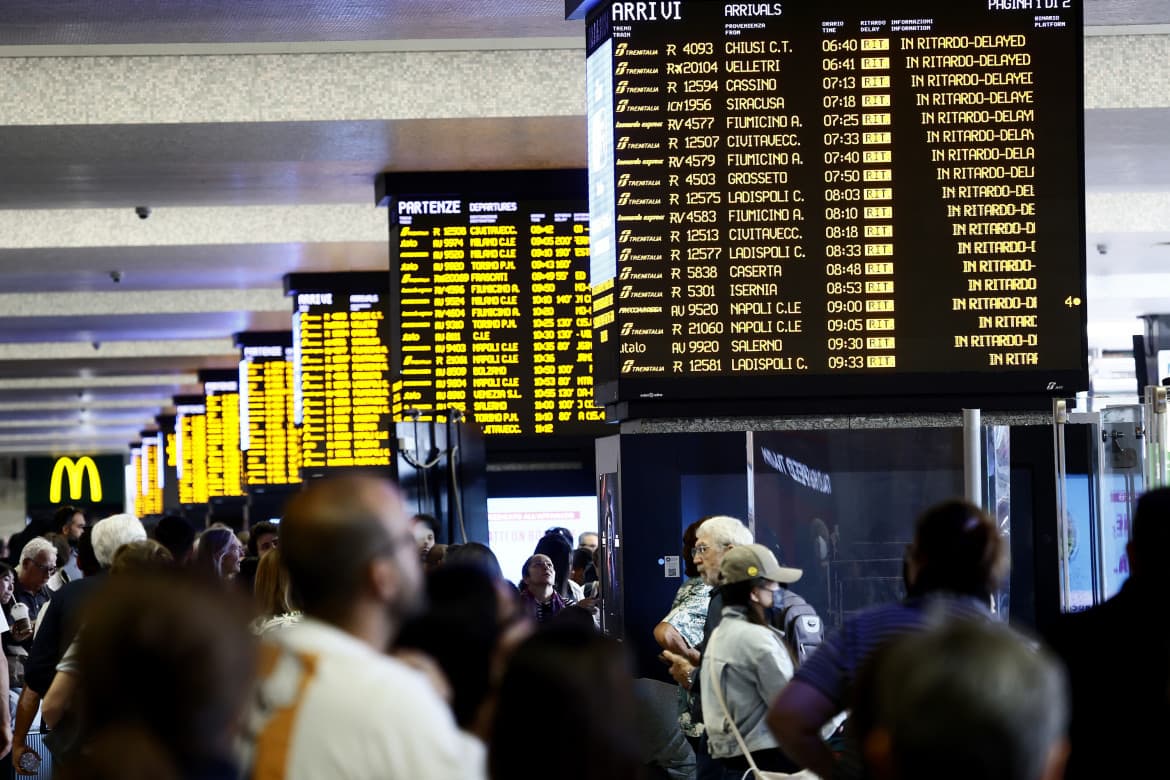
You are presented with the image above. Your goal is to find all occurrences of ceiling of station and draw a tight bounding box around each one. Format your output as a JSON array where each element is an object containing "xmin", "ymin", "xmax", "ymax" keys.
[
  {"xmin": 0, "ymin": 1, "xmax": 578, "ymax": 45},
  {"xmin": 0, "ymin": 1, "xmax": 1164, "ymax": 454}
]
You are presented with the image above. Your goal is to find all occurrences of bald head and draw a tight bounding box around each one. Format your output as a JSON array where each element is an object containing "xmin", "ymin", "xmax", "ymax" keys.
[{"xmin": 281, "ymin": 475, "xmax": 421, "ymax": 628}]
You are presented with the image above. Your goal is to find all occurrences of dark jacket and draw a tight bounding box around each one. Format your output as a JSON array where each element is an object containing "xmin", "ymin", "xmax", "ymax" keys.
[{"xmin": 1046, "ymin": 578, "xmax": 1170, "ymax": 780}]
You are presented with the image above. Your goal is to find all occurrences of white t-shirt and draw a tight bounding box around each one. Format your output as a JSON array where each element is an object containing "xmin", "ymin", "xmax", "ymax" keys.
[{"xmin": 242, "ymin": 617, "xmax": 484, "ymax": 780}]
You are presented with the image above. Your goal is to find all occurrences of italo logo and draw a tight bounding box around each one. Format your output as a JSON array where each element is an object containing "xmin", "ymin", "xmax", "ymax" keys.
[{"xmin": 49, "ymin": 456, "xmax": 103, "ymax": 503}]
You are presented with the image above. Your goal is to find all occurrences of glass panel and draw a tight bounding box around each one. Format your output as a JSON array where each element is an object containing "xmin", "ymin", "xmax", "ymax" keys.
[
  {"xmin": 747, "ymin": 425, "xmax": 1008, "ymax": 632},
  {"xmin": 1100, "ymin": 405, "xmax": 1144, "ymax": 601}
]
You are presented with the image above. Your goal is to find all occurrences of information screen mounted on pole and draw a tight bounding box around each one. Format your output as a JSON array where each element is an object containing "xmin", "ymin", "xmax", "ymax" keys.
[{"xmin": 583, "ymin": 0, "xmax": 1087, "ymax": 407}]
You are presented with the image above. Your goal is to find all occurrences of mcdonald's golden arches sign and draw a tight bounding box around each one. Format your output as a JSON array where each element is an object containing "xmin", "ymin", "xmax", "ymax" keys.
[{"xmin": 25, "ymin": 455, "xmax": 123, "ymax": 511}]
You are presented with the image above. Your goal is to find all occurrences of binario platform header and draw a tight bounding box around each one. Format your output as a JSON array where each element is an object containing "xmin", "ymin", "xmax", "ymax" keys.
[{"xmin": 584, "ymin": 0, "xmax": 1087, "ymax": 406}]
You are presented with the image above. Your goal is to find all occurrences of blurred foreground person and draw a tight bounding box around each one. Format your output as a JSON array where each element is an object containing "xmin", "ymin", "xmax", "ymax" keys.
[
  {"xmin": 241, "ymin": 475, "xmax": 484, "ymax": 779},
  {"xmin": 59, "ymin": 573, "xmax": 255, "ymax": 780},
  {"xmin": 490, "ymin": 623, "xmax": 644, "ymax": 780},
  {"xmin": 768, "ymin": 499, "xmax": 1006, "ymax": 778},
  {"xmin": 41, "ymin": 540, "xmax": 175, "ymax": 733},
  {"xmin": 853, "ymin": 620, "xmax": 1068, "ymax": 780},
  {"xmin": 1047, "ymin": 486, "xmax": 1170, "ymax": 779},
  {"xmin": 396, "ymin": 563, "xmax": 500, "ymax": 733}
]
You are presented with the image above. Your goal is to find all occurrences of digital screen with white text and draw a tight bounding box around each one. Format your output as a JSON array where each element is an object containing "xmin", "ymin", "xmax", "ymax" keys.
[{"xmin": 585, "ymin": 0, "xmax": 1086, "ymax": 404}]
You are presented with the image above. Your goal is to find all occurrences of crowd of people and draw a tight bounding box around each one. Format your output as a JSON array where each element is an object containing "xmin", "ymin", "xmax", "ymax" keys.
[{"xmin": 0, "ymin": 480, "xmax": 1162, "ymax": 779}]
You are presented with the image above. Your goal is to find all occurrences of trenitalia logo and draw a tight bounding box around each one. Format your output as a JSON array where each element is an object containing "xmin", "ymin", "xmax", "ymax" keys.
[{"xmin": 49, "ymin": 456, "xmax": 102, "ymax": 503}]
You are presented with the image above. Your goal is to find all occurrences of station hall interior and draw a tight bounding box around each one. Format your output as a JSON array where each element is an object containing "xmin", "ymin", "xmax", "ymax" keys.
[{"xmin": 0, "ymin": 0, "xmax": 1165, "ymax": 558}]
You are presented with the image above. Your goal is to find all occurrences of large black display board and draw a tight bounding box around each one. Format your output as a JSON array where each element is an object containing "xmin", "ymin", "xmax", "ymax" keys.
[
  {"xmin": 380, "ymin": 170, "xmax": 607, "ymax": 435},
  {"xmin": 236, "ymin": 331, "xmax": 301, "ymax": 487},
  {"xmin": 285, "ymin": 272, "xmax": 394, "ymax": 477},
  {"xmin": 583, "ymin": 0, "xmax": 1086, "ymax": 408}
]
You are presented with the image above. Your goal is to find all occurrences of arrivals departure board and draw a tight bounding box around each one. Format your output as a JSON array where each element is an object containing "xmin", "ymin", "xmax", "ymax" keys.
[
  {"xmin": 139, "ymin": 435, "xmax": 163, "ymax": 516},
  {"xmin": 286, "ymin": 273, "xmax": 394, "ymax": 473},
  {"xmin": 583, "ymin": 0, "xmax": 1087, "ymax": 405},
  {"xmin": 237, "ymin": 333, "xmax": 301, "ymax": 486},
  {"xmin": 175, "ymin": 396, "xmax": 208, "ymax": 505},
  {"xmin": 204, "ymin": 376, "xmax": 244, "ymax": 498},
  {"xmin": 130, "ymin": 445, "xmax": 142, "ymax": 515},
  {"xmin": 382, "ymin": 170, "xmax": 607, "ymax": 435}
]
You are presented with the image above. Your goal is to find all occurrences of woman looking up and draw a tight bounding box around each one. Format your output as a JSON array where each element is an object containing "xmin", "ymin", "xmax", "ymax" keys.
[{"xmin": 700, "ymin": 544, "xmax": 804, "ymax": 779}]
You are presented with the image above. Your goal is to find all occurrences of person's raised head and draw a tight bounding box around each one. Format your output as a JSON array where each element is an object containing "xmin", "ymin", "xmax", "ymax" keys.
[
  {"xmin": 254, "ymin": 546, "xmax": 295, "ymax": 619},
  {"xmin": 55, "ymin": 505, "xmax": 86, "ymax": 543},
  {"xmin": 91, "ymin": 513, "xmax": 148, "ymax": 570},
  {"xmin": 855, "ymin": 620, "xmax": 1068, "ymax": 780},
  {"xmin": 280, "ymin": 475, "xmax": 421, "ymax": 634},
  {"xmin": 442, "ymin": 540, "xmax": 503, "ymax": 582},
  {"xmin": 906, "ymin": 499, "xmax": 1006, "ymax": 602},
  {"xmin": 194, "ymin": 526, "xmax": 244, "ymax": 579},
  {"xmin": 110, "ymin": 539, "xmax": 174, "ymax": 576},
  {"xmin": 682, "ymin": 517, "xmax": 708, "ymax": 578},
  {"xmin": 154, "ymin": 515, "xmax": 197, "ymax": 565},
  {"xmin": 534, "ymin": 532, "xmax": 573, "ymax": 592},
  {"xmin": 577, "ymin": 531, "xmax": 599, "ymax": 552},
  {"xmin": 246, "ymin": 520, "xmax": 279, "ymax": 559},
  {"xmin": 1128, "ymin": 486, "xmax": 1170, "ymax": 579},
  {"xmin": 718, "ymin": 544, "xmax": 802, "ymax": 623},
  {"xmin": 693, "ymin": 514, "xmax": 753, "ymax": 586}
]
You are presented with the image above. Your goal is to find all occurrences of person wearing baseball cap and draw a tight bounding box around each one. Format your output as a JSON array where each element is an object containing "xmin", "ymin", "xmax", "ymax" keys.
[{"xmin": 699, "ymin": 544, "xmax": 802, "ymax": 779}]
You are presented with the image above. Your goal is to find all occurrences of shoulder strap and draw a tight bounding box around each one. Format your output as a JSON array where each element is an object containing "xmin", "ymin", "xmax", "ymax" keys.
[{"xmin": 712, "ymin": 664, "xmax": 766, "ymax": 779}]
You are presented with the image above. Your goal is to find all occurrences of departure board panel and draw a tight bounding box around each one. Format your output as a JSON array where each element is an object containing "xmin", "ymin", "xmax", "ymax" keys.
[
  {"xmin": 204, "ymin": 378, "xmax": 244, "ymax": 498},
  {"xmin": 383, "ymin": 170, "xmax": 607, "ymax": 435},
  {"xmin": 139, "ymin": 436, "xmax": 163, "ymax": 517},
  {"xmin": 176, "ymin": 397, "xmax": 208, "ymax": 505},
  {"xmin": 130, "ymin": 446, "xmax": 143, "ymax": 515},
  {"xmin": 286, "ymin": 273, "xmax": 394, "ymax": 473},
  {"xmin": 584, "ymin": 0, "xmax": 1086, "ymax": 404},
  {"xmin": 238, "ymin": 335, "xmax": 302, "ymax": 487}
]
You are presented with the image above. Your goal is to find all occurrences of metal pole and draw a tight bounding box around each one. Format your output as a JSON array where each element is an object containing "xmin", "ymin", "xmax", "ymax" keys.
[
  {"xmin": 962, "ymin": 408, "xmax": 982, "ymax": 507},
  {"xmin": 1146, "ymin": 385, "xmax": 1168, "ymax": 488},
  {"xmin": 1052, "ymin": 399, "xmax": 1071, "ymax": 611}
]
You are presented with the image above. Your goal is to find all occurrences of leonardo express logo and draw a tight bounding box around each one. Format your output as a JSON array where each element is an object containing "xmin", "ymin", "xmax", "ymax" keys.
[{"xmin": 49, "ymin": 456, "xmax": 103, "ymax": 503}]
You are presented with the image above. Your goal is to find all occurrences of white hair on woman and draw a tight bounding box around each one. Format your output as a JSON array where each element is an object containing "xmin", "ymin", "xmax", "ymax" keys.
[{"xmin": 91, "ymin": 513, "xmax": 147, "ymax": 568}]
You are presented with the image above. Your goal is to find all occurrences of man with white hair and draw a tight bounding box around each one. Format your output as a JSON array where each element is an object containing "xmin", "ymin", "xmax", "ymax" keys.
[
  {"xmin": 11, "ymin": 538, "xmax": 57, "ymax": 650},
  {"xmin": 12, "ymin": 513, "xmax": 146, "ymax": 773},
  {"xmin": 656, "ymin": 515, "xmax": 755, "ymax": 780}
]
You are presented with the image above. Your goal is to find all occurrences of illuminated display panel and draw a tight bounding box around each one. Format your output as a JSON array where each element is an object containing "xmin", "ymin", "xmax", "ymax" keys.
[
  {"xmin": 202, "ymin": 375, "xmax": 244, "ymax": 498},
  {"xmin": 584, "ymin": 0, "xmax": 1087, "ymax": 405},
  {"xmin": 139, "ymin": 436, "xmax": 163, "ymax": 516},
  {"xmin": 238, "ymin": 333, "xmax": 302, "ymax": 486},
  {"xmin": 130, "ymin": 446, "xmax": 142, "ymax": 516},
  {"xmin": 176, "ymin": 397, "xmax": 208, "ymax": 505},
  {"xmin": 286, "ymin": 273, "xmax": 393, "ymax": 472},
  {"xmin": 384, "ymin": 170, "xmax": 607, "ymax": 435}
]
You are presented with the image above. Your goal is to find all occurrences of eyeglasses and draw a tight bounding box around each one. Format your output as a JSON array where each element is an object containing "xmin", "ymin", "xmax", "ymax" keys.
[
  {"xmin": 31, "ymin": 561, "xmax": 55, "ymax": 574},
  {"xmin": 692, "ymin": 543, "xmax": 729, "ymax": 559}
]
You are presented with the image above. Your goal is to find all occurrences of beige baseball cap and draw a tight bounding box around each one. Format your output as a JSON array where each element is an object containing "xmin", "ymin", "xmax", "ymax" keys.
[{"xmin": 720, "ymin": 544, "xmax": 802, "ymax": 585}]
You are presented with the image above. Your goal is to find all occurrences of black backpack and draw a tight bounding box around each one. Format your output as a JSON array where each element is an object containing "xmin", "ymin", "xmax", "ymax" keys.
[{"xmin": 772, "ymin": 588, "xmax": 824, "ymax": 666}]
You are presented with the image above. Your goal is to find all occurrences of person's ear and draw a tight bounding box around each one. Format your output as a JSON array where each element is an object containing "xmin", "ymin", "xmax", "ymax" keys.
[
  {"xmin": 1040, "ymin": 738, "xmax": 1070, "ymax": 780},
  {"xmin": 862, "ymin": 728, "xmax": 896, "ymax": 780},
  {"xmin": 368, "ymin": 556, "xmax": 400, "ymax": 603}
]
